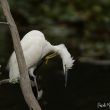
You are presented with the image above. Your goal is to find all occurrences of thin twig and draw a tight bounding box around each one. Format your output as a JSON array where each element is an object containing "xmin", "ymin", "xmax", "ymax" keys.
[
  {"xmin": 0, "ymin": 21, "xmax": 9, "ymax": 24},
  {"xmin": 0, "ymin": 79, "xmax": 9, "ymax": 85}
]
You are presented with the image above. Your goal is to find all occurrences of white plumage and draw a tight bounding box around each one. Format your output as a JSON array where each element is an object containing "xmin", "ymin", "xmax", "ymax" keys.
[{"xmin": 7, "ymin": 30, "xmax": 74, "ymax": 85}]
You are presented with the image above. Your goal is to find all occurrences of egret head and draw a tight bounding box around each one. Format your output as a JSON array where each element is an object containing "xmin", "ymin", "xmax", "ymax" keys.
[{"xmin": 53, "ymin": 44, "xmax": 75, "ymax": 87}]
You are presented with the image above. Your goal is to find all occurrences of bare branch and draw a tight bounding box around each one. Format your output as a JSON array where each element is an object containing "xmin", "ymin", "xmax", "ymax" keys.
[
  {"xmin": 0, "ymin": 0, "xmax": 41, "ymax": 110},
  {"xmin": 0, "ymin": 78, "xmax": 37, "ymax": 87}
]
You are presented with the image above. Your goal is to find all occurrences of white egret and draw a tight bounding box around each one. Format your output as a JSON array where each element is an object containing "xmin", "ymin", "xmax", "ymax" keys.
[{"xmin": 7, "ymin": 30, "xmax": 74, "ymax": 98}]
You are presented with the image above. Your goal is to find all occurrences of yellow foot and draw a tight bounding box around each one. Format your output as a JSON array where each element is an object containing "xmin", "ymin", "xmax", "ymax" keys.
[{"xmin": 45, "ymin": 52, "xmax": 57, "ymax": 64}]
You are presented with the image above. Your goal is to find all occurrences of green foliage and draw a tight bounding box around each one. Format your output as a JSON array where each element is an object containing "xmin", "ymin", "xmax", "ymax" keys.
[{"xmin": 0, "ymin": 0, "xmax": 110, "ymax": 60}]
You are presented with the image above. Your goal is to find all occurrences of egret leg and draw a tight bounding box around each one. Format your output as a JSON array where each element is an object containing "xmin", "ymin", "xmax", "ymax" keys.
[
  {"xmin": 29, "ymin": 68, "xmax": 43, "ymax": 99},
  {"xmin": 45, "ymin": 52, "xmax": 57, "ymax": 64},
  {"xmin": 33, "ymin": 75, "xmax": 43, "ymax": 100},
  {"xmin": 33, "ymin": 75, "xmax": 39, "ymax": 95}
]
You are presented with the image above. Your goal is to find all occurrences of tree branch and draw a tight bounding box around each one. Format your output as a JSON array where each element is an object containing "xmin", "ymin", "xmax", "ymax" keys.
[
  {"xmin": 0, "ymin": 0, "xmax": 41, "ymax": 110},
  {"xmin": 0, "ymin": 21, "xmax": 9, "ymax": 24}
]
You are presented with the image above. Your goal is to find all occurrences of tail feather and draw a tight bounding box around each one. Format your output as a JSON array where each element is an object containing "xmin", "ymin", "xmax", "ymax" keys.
[{"xmin": 7, "ymin": 52, "xmax": 20, "ymax": 83}]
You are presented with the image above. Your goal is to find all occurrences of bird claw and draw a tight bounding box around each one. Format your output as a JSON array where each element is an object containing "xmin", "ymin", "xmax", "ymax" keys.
[{"xmin": 45, "ymin": 52, "xmax": 57, "ymax": 64}]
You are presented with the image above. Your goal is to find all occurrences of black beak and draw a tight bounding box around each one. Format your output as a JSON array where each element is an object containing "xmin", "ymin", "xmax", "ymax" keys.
[{"xmin": 64, "ymin": 65, "xmax": 68, "ymax": 87}]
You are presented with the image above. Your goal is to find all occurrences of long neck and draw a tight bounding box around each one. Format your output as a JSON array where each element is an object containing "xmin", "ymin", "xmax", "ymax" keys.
[
  {"xmin": 41, "ymin": 40, "xmax": 55, "ymax": 58},
  {"xmin": 41, "ymin": 41, "xmax": 63, "ymax": 58},
  {"xmin": 52, "ymin": 44, "xmax": 74, "ymax": 69},
  {"xmin": 42, "ymin": 41, "xmax": 74, "ymax": 70}
]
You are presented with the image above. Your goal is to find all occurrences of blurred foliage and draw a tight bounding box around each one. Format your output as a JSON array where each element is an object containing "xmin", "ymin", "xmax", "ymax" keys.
[{"xmin": 0, "ymin": 0, "xmax": 110, "ymax": 65}]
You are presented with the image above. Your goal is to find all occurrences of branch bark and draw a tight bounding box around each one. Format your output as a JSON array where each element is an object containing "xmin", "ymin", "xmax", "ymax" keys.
[{"xmin": 0, "ymin": 0, "xmax": 41, "ymax": 110}]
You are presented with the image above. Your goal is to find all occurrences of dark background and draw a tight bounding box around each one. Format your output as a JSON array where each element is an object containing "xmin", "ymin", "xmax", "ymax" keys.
[{"xmin": 0, "ymin": 0, "xmax": 110, "ymax": 110}]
